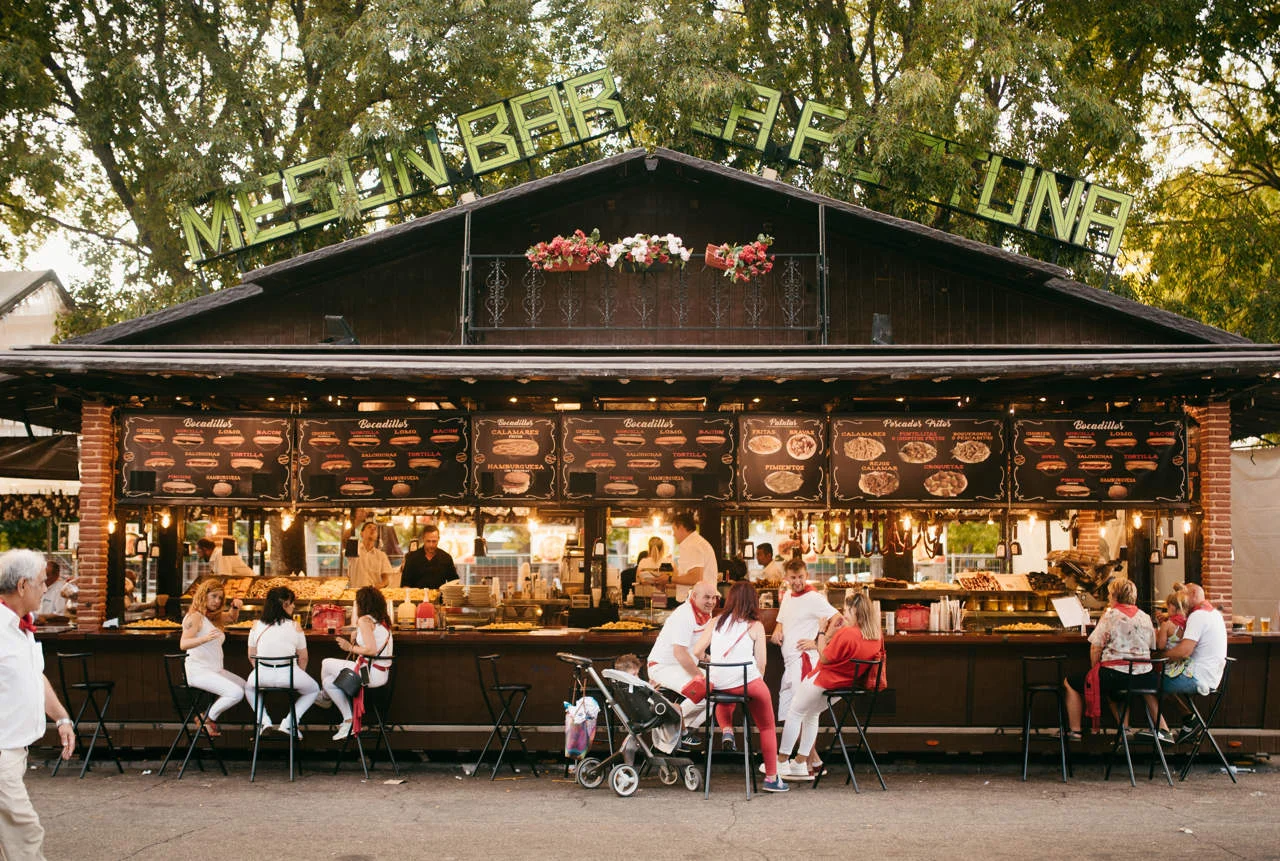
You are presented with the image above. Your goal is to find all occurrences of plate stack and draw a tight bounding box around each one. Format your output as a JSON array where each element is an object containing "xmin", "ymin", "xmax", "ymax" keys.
[
  {"xmin": 440, "ymin": 582, "xmax": 466, "ymax": 610},
  {"xmin": 466, "ymin": 588, "xmax": 493, "ymax": 609}
]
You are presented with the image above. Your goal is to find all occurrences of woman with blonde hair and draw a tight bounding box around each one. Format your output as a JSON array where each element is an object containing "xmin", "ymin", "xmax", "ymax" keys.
[
  {"xmin": 636, "ymin": 536, "xmax": 667, "ymax": 586},
  {"xmin": 179, "ymin": 580, "xmax": 247, "ymax": 737},
  {"xmin": 774, "ymin": 588, "xmax": 885, "ymax": 780}
]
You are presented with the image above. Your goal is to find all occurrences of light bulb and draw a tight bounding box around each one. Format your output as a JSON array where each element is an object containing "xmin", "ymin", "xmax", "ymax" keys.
[
  {"xmin": 281, "ymin": 511, "xmax": 294, "ymax": 531},
  {"xmin": 1132, "ymin": 512, "xmax": 1143, "ymax": 528},
  {"xmin": 652, "ymin": 514, "xmax": 661, "ymax": 529},
  {"xmin": 107, "ymin": 518, "xmax": 117, "ymax": 535},
  {"xmin": 528, "ymin": 516, "xmax": 539, "ymax": 530},
  {"xmin": 209, "ymin": 522, "xmax": 218, "ymax": 536},
  {"xmin": 160, "ymin": 512, "xmax": 171, "ymax": 529},
  {"xmin": 986, "ymin": 514, "xmax": 994, "ymax": 525},
  {"xmin": 902, "ymin": 515, "xmax": 912, "ymax": 530},
  {"xmin": 343, "ymin": 518, "xmax": 352, "ymax": 530},
  {"xmin": 832, "ymin": 521, "xmax": 841, "ymax": 535},
  {"xmin": 1028, "ymin": 512, "xmax": 1037, "ymax": 526},
  {"xmin": 1182, "ymin": 518, "xmax": 1192, "ymax": 534}
]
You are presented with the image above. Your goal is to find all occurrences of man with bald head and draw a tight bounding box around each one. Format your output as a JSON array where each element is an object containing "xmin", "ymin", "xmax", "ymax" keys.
[
  {"xmin": 1162, "ymin": 582, "xmax": 1228, "ymax": 739},
  {"xmin": 646, "ymin": 581, "xmax": 719, "ymax": 751}
]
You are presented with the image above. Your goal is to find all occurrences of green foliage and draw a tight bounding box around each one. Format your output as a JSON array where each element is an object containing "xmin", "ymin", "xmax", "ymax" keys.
[
  {"xmin": 0, "ymin": 518, "xmax": 51, "ymax": 552},
  {"xmin": 946, "ymin": 521, "xmax": 998, "ymax": 555}
]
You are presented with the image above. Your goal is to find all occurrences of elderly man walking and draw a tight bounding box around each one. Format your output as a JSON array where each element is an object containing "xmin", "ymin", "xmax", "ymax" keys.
[{"xmin": 1, "ymin": 549, "xmax": 76, "ymax": 861}]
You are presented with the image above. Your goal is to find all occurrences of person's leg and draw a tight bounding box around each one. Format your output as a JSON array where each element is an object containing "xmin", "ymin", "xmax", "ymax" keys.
[
  {"xmin": 1063, "ymin": 673, "xmax": 1085, "ymax": 733},
  {"xmin": 777, "ymin": 653, "xmax": 801, "ymax": 724},
  {"xmin": 186, "ymin": 667, "xmax": 246, "ymax": 722},
  {"xmin": 243, "ymin": 673, "xmax": 271, "ymax": 728},
  {"xmin": 321, "ymin": 658, "xmax": 356, "ymax": 721},
  {"xmin": 0, "ymin": 747, "xmax": 46, "ymax": 861},
  {"xmin": 714, "ymin": 701, "xmax": 737, "ymax": 734},
  {"xmin": 743, "ymin": 679, "xmax": 779, "ymax": 776},
  {"xmin": 289, "ymin": 672, "xmax": 322, "ymax": 724}
]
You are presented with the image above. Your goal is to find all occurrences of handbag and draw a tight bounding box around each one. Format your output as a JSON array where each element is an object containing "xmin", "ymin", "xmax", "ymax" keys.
[{"xmin": 334, "ymin": 622, "xmax": 391, "ymax": 697}]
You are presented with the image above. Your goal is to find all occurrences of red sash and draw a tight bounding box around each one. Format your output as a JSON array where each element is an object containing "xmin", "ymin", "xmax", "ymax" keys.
[{"xmin": 1, "ymin": 601, "xmax": 36, "ymax": 633}]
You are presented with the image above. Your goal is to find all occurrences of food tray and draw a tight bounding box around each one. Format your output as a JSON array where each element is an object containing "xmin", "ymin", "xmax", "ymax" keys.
[
  {"xmin": 589, "ymin": 623, "xmax": 659, "ymax": 633},
  {"xmin": 474, "ymin": 623, "xmax": 537, "ymax": 633}
]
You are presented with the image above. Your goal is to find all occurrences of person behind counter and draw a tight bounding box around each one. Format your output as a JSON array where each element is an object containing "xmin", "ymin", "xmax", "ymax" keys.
[
  {"xmin": 346, "ymin": 522, "xmax": 398, "ymax": 589},
  {"xmin": 196, "ymin": 538, "xmax": 255, "ymax": 578},
  {"xmin": 180, "ymin": 580, "xmax": 247, "ymax": 737},
  {"xmin": 636, "ymin": 537, "xmax": 667, "ymax": 586},
  {"xmin": 691, "ymin": 580, "xmax": 789, "ymax": 792},
  {"xmin": 245, "ymin": 587, "xmax": 320, "ymax": 737},
  {"xmin": 671, "ymin": 512, "xmax": 718, "ymax": 602},
  {"xmin": 322, "ymin": 586, "xmax": 394, "ymax": 741},
  {"xmin": 775, "ymin": 588, "xmax": 885, "ymax": 780},
  {"xmin": 400, "ymin": 524, "xmax": 457, "ymax": 589},
  {"xmin": 37, "ymin": 560, "xmax": 74, "ymax": 619},
  {"xmin": 752, "ymin": 543, "xmax": 785, "ymax": 584}
]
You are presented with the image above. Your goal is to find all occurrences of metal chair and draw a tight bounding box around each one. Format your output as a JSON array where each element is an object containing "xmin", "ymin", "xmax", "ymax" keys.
[
  {"xmin": 53, "ymin": 652, "xmax": 124, "ymax": 778},
  {"xmin": 1176, "ymin": 656, "xmax": 1237, "ymax": 783},
  {"xmin": 699, "ymin": 660, "xmax": 757, "ymax": 799},
  {"xmin": 1020, "ymin": 654, "xmax": 1071, "ymax": 782},
  {"xmin": 157, "ymin": 653, "xmax": 227, "ymax": 779},
  {"xmin": 1104, "ymin": 657, "xmax": 1173, "ymax": 786},
  {"xmin": 472, "ymin": 653, "xmax": 539, "ymax": 779},
  {"xmin": 249, "ymin": 656, "xmax": 304, "ymax": 782},
  {"xmin": 812, "ymin": 657, "xmax": 887, "ymax": 792},
  {"xmin": 333, "ymin": 656, "xmax": 400, "ymax": 778}
]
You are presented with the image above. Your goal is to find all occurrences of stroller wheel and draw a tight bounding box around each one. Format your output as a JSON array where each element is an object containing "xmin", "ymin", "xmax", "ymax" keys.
[
  {"xmin": 610, "ymin": 764, "xmax": 640, "ymax": 797},
  {"xmin": 658, "ymin": 763, "xmax": 678, "ymax": 785},
  {"xmin": 682, "ymin": 764, "xmax": 703, "ymax": 792},
  {"xmin": 576, "ymin": 757, "xmax": 605, "ymax": 790}
]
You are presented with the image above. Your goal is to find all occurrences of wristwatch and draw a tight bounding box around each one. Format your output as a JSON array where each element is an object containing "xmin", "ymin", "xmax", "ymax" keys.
[{"xmin": 55, "ymin": 718, "xmax": 72, "ymax": 728}]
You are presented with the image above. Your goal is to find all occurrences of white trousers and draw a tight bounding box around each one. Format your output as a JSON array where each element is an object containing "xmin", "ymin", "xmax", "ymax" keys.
[
  {"xmin": 184, "ymin": 666, "xmax": 246, "ymax": 721},
  {"xmin": 778, "ymin": 677, "xmax": 828, "ymax": 759},
  {"xmin": 647, "ymin": 663, "xmax": 707, "ymax": 753},
  {"xmin": 777, "ymin": 651, "xmax": 813, "ymax": 723},
  {"xmin": 0, "ymin": 747, "xmax": 44, "ymax": 861},
  {"xmin": 320, "ymin": 658, "xmax": 388, "ymax": 721},
  {"xmin": 244, "ymin": 666, "xmax": 320, "ymax": 728}
]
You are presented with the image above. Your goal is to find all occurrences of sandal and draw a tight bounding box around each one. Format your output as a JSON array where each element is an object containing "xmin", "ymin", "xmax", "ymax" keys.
[
  {"xmin": 1055, "ymin": 729, "xmax": 1082, "ymax": 741},
  {"xmin": 202, "ymin": 716, "xmax": 221, "ymax": 738}
]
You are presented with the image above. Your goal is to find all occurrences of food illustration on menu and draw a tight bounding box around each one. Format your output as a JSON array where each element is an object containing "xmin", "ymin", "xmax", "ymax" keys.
[
  {"xmin": 830, "ymin": 416, "xmax": 1006, "ymax": 502},
  {"xmin": 472, "ymin": 415, "xmax": 558, "ymax": 500},
  {"xmin": 561, "ymin": 415, "xmax": 734, "ymax": 500},
  {"xmin": 119, "ymin": 413, "xmax": 291, "ymax": 501},
  {"xmin": 296, "ymin": 415, "xmax": 468, "ymax": 502},
  {"xmin": 738, "ymin": 415, "xmax": 826, "ymax": 502},
  {"xmin": 1012, "ymin": 418, "xmax": 1187, "ymax": 503}
]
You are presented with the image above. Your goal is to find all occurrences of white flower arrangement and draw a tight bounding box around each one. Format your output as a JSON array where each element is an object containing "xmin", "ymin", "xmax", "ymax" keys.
[{"xmin": 606, "ymin": 233, "xmax": 693, "ymax": 270}]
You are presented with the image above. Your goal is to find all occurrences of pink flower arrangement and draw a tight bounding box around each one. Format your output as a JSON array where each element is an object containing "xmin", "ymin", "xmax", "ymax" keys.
[
  {"xmin": 526, "ymin": 228, "xmax": 608, "ymax": 271},
  {"xmin": 705, "ymin": 234, "xmax": 775, "ymax": 282}
]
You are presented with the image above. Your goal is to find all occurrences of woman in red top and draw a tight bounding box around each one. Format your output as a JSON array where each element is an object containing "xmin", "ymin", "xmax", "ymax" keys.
[{"xmin": 774, "ymin": 588, "xmax": 884, "ymax": 780}]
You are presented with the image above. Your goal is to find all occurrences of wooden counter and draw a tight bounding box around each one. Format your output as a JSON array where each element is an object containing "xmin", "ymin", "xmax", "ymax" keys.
[{"xmin": 34, "ymin": 629, "xmax": 1280, "ymax": 756}]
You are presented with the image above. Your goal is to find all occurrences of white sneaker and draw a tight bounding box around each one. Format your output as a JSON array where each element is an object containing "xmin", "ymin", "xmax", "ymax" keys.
[
  {"xmin": 332, "ymin": 721, "xmax": 353, "ymax": 741},
  {"xmin": 786, "ymin": 760, "xmax": 815, "ymax": 780},
  {"xmin": 276, "ymin": 721, "xmax": 303, "ymax": 739}
]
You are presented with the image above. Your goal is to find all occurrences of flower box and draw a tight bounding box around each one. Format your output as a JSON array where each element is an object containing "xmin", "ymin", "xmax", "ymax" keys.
[
  {"xmin": 704, "ymin": 243, "xmax": 733, "ymax": 271},
  {"xmin": 526, "ymin": 229, "xmax": 607, "ymax": 271},
  {"xmin": 543, "ymin": 259, "xmax": 591, "ymax": 273}
]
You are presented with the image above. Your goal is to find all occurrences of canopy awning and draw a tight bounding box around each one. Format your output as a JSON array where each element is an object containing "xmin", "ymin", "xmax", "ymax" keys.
[{"xmin": 0, "ymin": 434, "xmax": 79, "ymax": 481}]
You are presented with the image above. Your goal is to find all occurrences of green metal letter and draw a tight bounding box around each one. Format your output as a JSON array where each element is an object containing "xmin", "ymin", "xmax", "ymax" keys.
[
  {"xmin": 282, "ymin": 158, "xmax": 341, "ymax": 231},
  {"xmin": 180, "ymin": 194, "xmax": 245, "ymax": 261},
  {"xmin": 1072, "ymin": 185, "xmax": 1133, "ymax": 257},
  {"xmin": 723, "ymin": 84, "xmax": 782, "ymax": 153},
  {"xmin": 562, "ymin": 69, "xmax": 627, "ymax": 139},
  {"xmin": 1023, "ymin": 170, "xmax": 1086, "ymax": 244},
  {"xmin": 458, "ymin": 104, "xmax": 522, "ymax": 175},
  {"xmin": 976, "ymin": 155, "xmax": 1036, "ymax": 226},
  {"xmin": 392, "ymin": 129, "xmax": 451, "ymax": 192},
  {"xmin": 509, "ymin": 85, "xmax": 576, "ymax": 156},
  {"xmin": 234, "ymin": 173, "xmax": 294, "ymax": 245}
]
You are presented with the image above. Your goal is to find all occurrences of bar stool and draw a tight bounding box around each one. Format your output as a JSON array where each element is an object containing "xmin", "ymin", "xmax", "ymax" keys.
[
  {"xmin": 562, "ymin": 654, "xmax": 616, "ymax": 777},
  {"xmin": 473, "ymin": 653, "xmax": 539, "ymax": 779},
  {"xmin": 812, "ymin": 657, "xmax": 887, "ymax": 792},
  {"xmin": 158, "ymin": 653, "xmax": 227, "ymax": 779},
  {"xmin": 249, "ymin": 656, "xmax": 304, "ymax": 782},
  {"xmin": 1104, "ymin": 657, "xmax": 1173, "ymax": 786},
  {"xmin": 1176, "ymin": 656, "xmax": 1236, "ymax": 783},
  {"xmin": 53, "ymin": 652, "xmax": 124, "ymax": 778},
  {"xmin": 1020, "ymin": 655, "xmax": 1071, "ymax": 782},
  {"xmin": 699, "ymin": 660, "xmax": 757, "ymax": 799},
  {"xmin": 333, "ymin": 656, "xmax": 400, "ymax": 778}
]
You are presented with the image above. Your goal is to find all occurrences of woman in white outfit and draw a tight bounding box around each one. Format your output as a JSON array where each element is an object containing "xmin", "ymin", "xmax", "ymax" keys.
[
  {"xmin": 245, "ymin": 587, "xmax": 320, "ymax": 738},
  {"xmin": 322, "ymin": 586, "xmax": 394, "ymax": 740},
  {"xmin": 179, "ymin": 580, "xmax": 246, "ymax": 737}
]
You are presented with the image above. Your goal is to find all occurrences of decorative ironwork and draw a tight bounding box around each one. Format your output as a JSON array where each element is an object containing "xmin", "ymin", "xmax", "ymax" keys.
[
  {"xmin": 708, "ymin": 277, "xmax": 728, "ymax": 329},
  {"xmin": 521, "ymin": 266, "xmax": 546, "ymax": 327},
  {"xmin": 673, "ymin": 269, "xmax": 689, "ymax": 327},
  {"xmin": 597, "ymin": 267, "xmax": 617, "ymax": 328},
  {"xmin": 484, "ymin": 259, "xmax": 510, "ymax": 328},
  {"xmin": 780, "ymin": 257, "xmax": 804, "ymax": 328},
  {"xmin": 744, "ymin": 275, "xmax": 766, "ymax": 329},
  {"xmin": 558, "ymin": 272, "xmax": 583, "ymax": 326},
  {"xmin": 632, "ymin": 271, "xmax": 656, "ymax": 328}
]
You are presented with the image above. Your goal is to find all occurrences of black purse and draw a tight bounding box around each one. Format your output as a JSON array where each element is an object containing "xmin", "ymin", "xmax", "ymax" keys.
[{"xmin": 333, "ymin": 624, "xmax": 390, "ymax": 697}]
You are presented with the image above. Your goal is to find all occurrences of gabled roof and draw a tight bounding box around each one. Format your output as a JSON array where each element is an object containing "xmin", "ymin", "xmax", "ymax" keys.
[
  {"xmin": 0, "ymin": 270, "xmax": 74, "ymax": 318},
  {"xmin": 68, "ymin": 147, "xmax": 1247, "ymax": 346}
]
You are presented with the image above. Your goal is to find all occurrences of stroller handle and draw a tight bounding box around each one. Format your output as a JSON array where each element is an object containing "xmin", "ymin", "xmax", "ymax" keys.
[{"xmin": 556, "ymin": 652, "xmax": 594, "ymax": 668}]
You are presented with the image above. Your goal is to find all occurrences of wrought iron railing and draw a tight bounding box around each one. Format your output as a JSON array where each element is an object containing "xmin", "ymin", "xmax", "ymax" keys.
[{"xmin": 464, "ymin": 254, "xmax": 824, "ymax": 343}]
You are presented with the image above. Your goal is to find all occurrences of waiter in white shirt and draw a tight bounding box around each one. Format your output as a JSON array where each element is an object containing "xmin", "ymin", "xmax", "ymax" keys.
[
  {"xmin": 670, "ymin": 512, "xmax": 719, "ymax": 602},
  {"xmin": 37, "ymin": 562, "xmax": 73, "ymax": 619},
  {"xmin": 346, "ymin": 522, "xmax": 398, "ymax": 589},
  {"xmin": 752, "ymin": 543, "xmax": 785, "ymax": 583},
  {"xmin": 1, "ymin": 548, "xmax": 76, "ymax": 861},
  {"xmin": 196, "ymin": 538, "xmax": 255, "ymax": 577}
]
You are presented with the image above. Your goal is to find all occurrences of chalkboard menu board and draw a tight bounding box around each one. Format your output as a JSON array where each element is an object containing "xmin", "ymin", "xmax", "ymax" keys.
[
  {"xmin": 472, "ymin": 415, "xmax": 558, "ymax": 500},
  {"xmin": 830, "ymin": 415, "xmax": 1007, "ymax": 503},
  {"xmin": 296, "ymin": 415, "xmax": 469, "ymax": 503},
  {"xmin": 119, "ymin": 413, "xmax": 291, "ymax": 502},
  {"xmin": 561, "ymin": 414, "xmax": 735, "ymax": 501},
  {"xmin": 737, "ymin": 415, "xmax": 826, "ymax": 502},
  {"xmin": 1011, "ymin": 417, "xmax": 1188, "ymax": 504}
]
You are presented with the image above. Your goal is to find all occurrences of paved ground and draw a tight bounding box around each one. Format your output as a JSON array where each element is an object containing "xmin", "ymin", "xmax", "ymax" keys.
[{"xmin": 21, "ymin": 752, "xmax": 1280, "ymax": 860}]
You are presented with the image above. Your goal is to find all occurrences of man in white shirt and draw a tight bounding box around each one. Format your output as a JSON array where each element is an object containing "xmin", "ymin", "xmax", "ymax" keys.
[
  {"xmin": 196, "ymin": 538, "xmax": 255, "ymax": 577},
  {"xmin": 1163, "ymin": 583, "xmax": 1229, "ymax": 739},
  {"xmin": 770, "ymin": 557, "xmax": 837, "ymax": 776},
  {"xmin": 1, "ymin": 548, "xmax": 76, "ymax": 861},
  {"xmin": 37, "ymin": 561, "xmax": 73, "ymax": 618},
  {"xmin": 752, "ymin": 543, "xmax": 785, "ymax": 583},
  {"xmin": 345, "ymin": 522, "xmax": 397, "ymax": 589},
  {"xmin": 670, "ymin": 512, "xmax": 719, "ymax": 602},
  {"xmin": 646, "ymin": 582, "xmax": 718, "ymax": 751}
]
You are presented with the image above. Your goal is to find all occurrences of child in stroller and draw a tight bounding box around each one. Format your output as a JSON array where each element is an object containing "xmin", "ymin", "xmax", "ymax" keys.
[{"xmin": 558, "ymin": 652, "xmax": 703, "ymax": 797}]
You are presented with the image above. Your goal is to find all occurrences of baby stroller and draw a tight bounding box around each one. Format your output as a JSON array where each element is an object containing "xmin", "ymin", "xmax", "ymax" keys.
[{"xmin": 557, "ymin": 653, "xmax": 703, "ymax": 797}]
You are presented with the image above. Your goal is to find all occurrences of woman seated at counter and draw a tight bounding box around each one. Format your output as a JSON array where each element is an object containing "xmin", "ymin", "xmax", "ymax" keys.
[
  {"xmin": 245, "ymin": 586, "xmax": 320, "ymax": 738},
  {"xmin": 179, "ymin": 580, "xmax": 247, "ymax": 737},
  {"xmin": 321, "ymin": 586, "xmax": 394, "ymax": 741},
  {"xmin": 774, "ymin": 588, "xmax": 885, "ymax": 780},
  {"xmin": 1062, "ymin": 578, "xmax": 1159, "ymax": 741}
]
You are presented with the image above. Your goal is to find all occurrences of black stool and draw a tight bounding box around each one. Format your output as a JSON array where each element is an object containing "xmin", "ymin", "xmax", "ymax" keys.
[
  {"xmin": 813, "ymin": 657, "xmax": 887, "ymax": 792},
  {"xmin": 333, "ymin": 656, "xmax": 400, "ymax": 778},
  {"xmin": 1104, "ymin": 657, "xmax": 1173, "ymax": 786},
  {"xmin": 1020, "ymin": 655, "xmax": 1071, "ymax": 782},
  {"xmin": 157, "ymin": 653, "xmax": 227, "ymax": 779},
  {"xmin": 1176, "ymin": 656, "xmax": 1236, "ymax": 783},
  {"xmin": 699, "ymin": 660, "xmax": 757, "ymax": 799},
  {"xmin": 53, "ymin": 652, "xmax": 123, "ymax": 778},
  {"xmin": 473, "ymin": 653, "xmax": 539, "ymax": 779},
  {"xmin": 249, "ymin": 656, "xmax": 304, "ymax": 782},
  {"xmin": 562, "ymin": 654, "xmax": 616, "ymax": 777}
]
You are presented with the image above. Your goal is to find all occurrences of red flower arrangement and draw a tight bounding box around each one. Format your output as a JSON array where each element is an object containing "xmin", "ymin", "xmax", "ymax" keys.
[
  {"xmin": 526, "ymin": 228, "xmax": 608, "ymax": 272},
  {"xmin": 704, "ymin": 234, "xmax": 775, "ymax": 282}
]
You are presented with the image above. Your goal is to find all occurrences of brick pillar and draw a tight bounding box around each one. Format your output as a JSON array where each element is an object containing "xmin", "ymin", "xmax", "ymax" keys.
[
  {"xmin": 77, "ymin": 403, "xmax": 115, "ymax": 633},
  {"xmin": 1191, "ymin": 402, "xmax": 1232, "ymax": 616},
  {"xmin": 1074, "ymin": 510, "xmax": 1102, "ymax": 559}
]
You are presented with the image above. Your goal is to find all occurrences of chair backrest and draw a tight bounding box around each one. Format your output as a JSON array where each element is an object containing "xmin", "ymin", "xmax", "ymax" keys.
[
  {"xmin": 54, "ymin": 651, "xmax": 93, "ymax": 704},
  {"xmin": 1121, "ymin": 657, "xmax": 1167, "ymax": 695},
  {"xmin": 161, "ymin": 652, "xmax": 199, "ymax": 717},
  {"xmin": 1021, "ymin": 654, "xmax": 1068, "ymax": 689},
  {"xmin": 363, "ymin": 656, "xmax": 397, "ymax": 714},
  {"xmin": 828, "ymin": 657, "xmax": 884, "ymax": 694},
  {"xmin": 252, "ymin": 655, "xmax": 297, "ymax": 690},
  {"xmin": 475, "ymin": 653, "xmax": 501, "ymax": 719},
  {"xmin": 700, "ymin": 660, "xmax": 753, "ymax": 693}
]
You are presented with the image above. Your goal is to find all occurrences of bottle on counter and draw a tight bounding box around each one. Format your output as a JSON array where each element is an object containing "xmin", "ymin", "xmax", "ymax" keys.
[
  {"xmin": 397, "ymin": 588, "xmax": 416, "ymax": 629},
  {"xmin": 416, "ymin": 599, "xmax": 437, "ymax": 630}
]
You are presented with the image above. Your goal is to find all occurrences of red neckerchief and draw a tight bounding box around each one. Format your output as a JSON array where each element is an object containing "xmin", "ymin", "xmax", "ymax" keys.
[
  {"xmin": 1169, "ymin": 613, "xmax": 1188, "ymax": 629},
  {"xmin": 1, "ymin": 600, "xmax": 37, "ymax": 634},
  {"xmin": 1191, "ymin": 601, "xmax": 1215, "ymax": 614},
  {"xmin": 1113, "ymin": 603, "xmax": 1140, "ymax": 618},
  {"xmin": 790, "ymin": 585, "xmax": 815, "ymax": 598},
  {"xmin": 690, "ymin": 604, "xmax": 711, "ymax": 626}
]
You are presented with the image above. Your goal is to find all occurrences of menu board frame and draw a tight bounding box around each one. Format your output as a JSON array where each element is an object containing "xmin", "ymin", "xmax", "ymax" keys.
[
  {"xmin": 118, "ymin": 412, "xmax": 292, "ymax": 503},
  {"xmin": 295, "ymin": 413, "xmax": 470, "ymax": 504},
  {"xmin": 736, "ymin": 414, "xmax": 827, "ymax": 503},
  {"xmin": 829, "ymin": 414, "xmax": 1008, "ymax": 504},
  {"xmin": 472, "ymin": 414, "xmax": 559, "ymax": 501},
  {"xmin": 1011, "ymin": 416, "xmax": 1189, "ymax": 505},
  {"xmin": 560, "ymin": 413, "xmax": 736, "ymax": 502}
]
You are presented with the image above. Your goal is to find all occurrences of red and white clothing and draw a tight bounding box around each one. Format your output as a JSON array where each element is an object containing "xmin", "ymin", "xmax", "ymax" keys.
[
  {"xmin": 647, "ymin": 600, "xmax": 712, "ymax": 749},
  {"xmin": 778, "ymin": 626, "xmax": 884, "ymax": 760},
  {"xmin": 321, "ymin": 619, "xmax": 393, "ymax": 721},
  {"xmin": 183, "ymin": 614, "xmax": 246, "ymax": 721},
  {"xmin": 1, "ymin": 601, "xmax": 50, "ymax": 860},
  {"xmin": 775, "ymin": 587, "xmax": 836, "ymax": 721},
  {"xmin": 674, "ymin": 530, "xmax": 718, "ymax": 602},
  {"xmin": 707, "ymin": 616, "xmax": 780, "ymax": 776}
]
